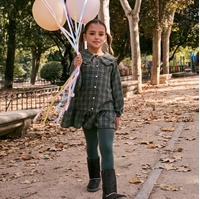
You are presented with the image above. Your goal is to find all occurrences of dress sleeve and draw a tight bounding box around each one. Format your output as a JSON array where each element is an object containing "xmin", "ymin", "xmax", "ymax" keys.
[
  {"xmin": 69, "ymin": 59, "xmax": 82, "ymax": 91},
  {"xmin": 111, "ymin": 61, "xmax": 124, "ymax": 117}
]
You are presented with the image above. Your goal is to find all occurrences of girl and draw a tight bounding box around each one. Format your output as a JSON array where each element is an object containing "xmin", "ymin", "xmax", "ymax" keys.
[{"xmin": 61, "ymin": 19, "xmax": 127, "ymax": 199}]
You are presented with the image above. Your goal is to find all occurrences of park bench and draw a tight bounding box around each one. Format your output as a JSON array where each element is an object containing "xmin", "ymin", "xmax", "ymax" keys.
[
  {"xmin": 185, "ymin": 68, "xmax": 192, "ymax": 73},
  {"xmin": 160, "ymin": 74, "xmax": 172, "ymax": 84},
  {"xmin": 122, "ymin": 80, "xmax": 138, "ymax": 97},
  {"xmin": 0, "ymin": 109, "xmax": 39, "ymax": 138},
  {"xmin": 171, "ymin": 72, "xmax": 186, "ymax": 78}
]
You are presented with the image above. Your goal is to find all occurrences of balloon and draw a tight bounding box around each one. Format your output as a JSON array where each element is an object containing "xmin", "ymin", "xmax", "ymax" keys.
[
  {"xmin": 66, "ymin": 0, "xmax": 100, "ymax": 24},
  {"xmin": 32, "ymin": 0, "xmax": 66, "ymax": 31}
]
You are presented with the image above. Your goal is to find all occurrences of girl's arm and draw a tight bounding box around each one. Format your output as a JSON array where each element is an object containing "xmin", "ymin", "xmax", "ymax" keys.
[
  {"xmin": 69, "ymin": 54, "xmax": 83, "ymax": 91},
  {"xmin": 111, "ymin": 61, "xmax": 124, "ymax": 117}
]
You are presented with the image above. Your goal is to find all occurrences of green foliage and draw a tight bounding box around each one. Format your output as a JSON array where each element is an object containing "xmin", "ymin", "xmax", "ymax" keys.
[
  {"xmin": 40, "ymin": 61, "xmax": 63, "ymax": 82},
  {"xmin": 110, "ymin": 1, "xmax": 130, "ymax": 60},
  {"xmin": 0, "ymin": 65, "xmax": 4, "ymax": 79},
  {"xmin": 14, "ymin": 64, "xmax": 26, "ymax": 78},
  {"xmin": 0, "ymin": 0, "xmax": 198, "ymax": 82},
  {"xmin": 171, "ymin": 0, "xmax": 199, "ymax": 50}
]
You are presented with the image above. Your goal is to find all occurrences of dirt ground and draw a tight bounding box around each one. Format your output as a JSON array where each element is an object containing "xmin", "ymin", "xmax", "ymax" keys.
[{"xmin": 0, "ymin": 75, "xmax": 199, "ymax": 199}]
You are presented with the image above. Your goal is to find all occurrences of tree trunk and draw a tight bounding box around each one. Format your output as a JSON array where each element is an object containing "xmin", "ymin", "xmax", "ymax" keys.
[
  {"xmin": 98, "ymin": 0, "xmax": 110, "ymax": 52},
  {"xmin": 162, "ymin": 9, "xmax": 175, "ymax": 74},
  {"xmin": 4, "ymin": 8, "xmax": 16, "ymax": 89},
  {"xmin": 120, "ymin": 0, "xmax": 142, "ymax": 93},
  {"xmin": 151, "ymin": 27, "xmax": 162, "ymax": 85},
  {"xmin": 151, "ymin": 0, "xmax": 161, "ymax": 85},
  {"xmin": 31, "ymin": 46, "xmax": 42, "ymax": 85},
  {"xmin": 127, "ymin": 15, "xmax": 142, "ymax": 92}
]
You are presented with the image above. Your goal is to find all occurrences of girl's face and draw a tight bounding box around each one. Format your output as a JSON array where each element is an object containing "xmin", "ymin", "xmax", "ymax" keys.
[{"xmin": 84, "ymin": 23, "xmax": 107, "ymax": 53}]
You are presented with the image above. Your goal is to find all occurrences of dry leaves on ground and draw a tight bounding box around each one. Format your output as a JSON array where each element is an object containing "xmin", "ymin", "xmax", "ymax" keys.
[{"xmin": 156, "ymin": 183, "xmax": 183, "ymax": 191}]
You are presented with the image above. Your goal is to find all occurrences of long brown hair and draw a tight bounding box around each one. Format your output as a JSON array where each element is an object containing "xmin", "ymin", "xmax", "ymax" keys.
[{"xmin": 79, "ymin": 19, "xmax": 114, "ymax": 55}]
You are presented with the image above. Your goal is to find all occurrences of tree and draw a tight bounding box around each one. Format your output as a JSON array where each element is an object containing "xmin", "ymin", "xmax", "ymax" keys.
[
  {"xmin": 1, "ymin": 0, "xmax": 31, "ymax": 88},
  {"xmin": 40, "ymin": 61, "xmax": 62, "ymax": 83},
  {"xmin": 4, "ymin": 2, "xmax": 17, "ymax": 88},
  {"xmin": 18, "ymin": 13, "xmax": 56, "ymax": 85},
  {"xmin": 110, "ymin": 1, "xmax": 131, "ymax": 64},
  {"xmin": 162, "ymin": 8, "xmax": 176, "ymax": 74},
  {"xmin": 170, "ymin": 0, "xmax": 199, "ymax": 60},
  {"xmin": 48, "ymin": 31, "xmax": 74, "ymax": 82},
  {"xmin": 151, "ymin": 0, "xmax": 162, "ymax": 85},
  {"xmin": 140, "ymin": 0, "xmax": 194, "ymax": 85},
  {"xmin": 120, "ymin": 0, "xmax": 142, "ymax": 93},
  {"xmin": 98, "ymin": 0, "xmax": 110, "ymax": 52}
]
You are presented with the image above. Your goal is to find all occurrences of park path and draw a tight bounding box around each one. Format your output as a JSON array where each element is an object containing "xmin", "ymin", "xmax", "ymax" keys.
[{"xmin": 0, "ymin": 75, "xmax": 199, "ymax": 199}]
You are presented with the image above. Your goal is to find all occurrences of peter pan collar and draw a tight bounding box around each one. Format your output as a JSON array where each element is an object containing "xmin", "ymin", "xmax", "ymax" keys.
[{"xmin": 81, "ymin": 49, "xmax": 117, "ymax": 66}]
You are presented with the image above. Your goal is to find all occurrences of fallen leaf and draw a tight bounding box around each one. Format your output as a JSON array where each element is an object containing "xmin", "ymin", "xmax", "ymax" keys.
[
  {"xmin": 0, "ymin": 151, "xmax": 7, "ymax": 158},
  {"xmin": 125, "ymin": 148, "xmax": 135, "ymax": 152},
  {"xmin": 129, "ymin": 177, "xmax": 142, "ymax": 184},
  {"xmin": 21, "ymin": 154, "xmax": 32, "ymax": 161},
  {"xmin": 142, "ymin": 164, "xmax": 151, "ymax": 170},
  {"xmin": 172, "ymin": 155, "xmax": 182, "ymax": 160},
  {"xmin": 156, "ymin": 184, "xmax": 182, "ymax": 191},
  {"xmin": 160, "ymin": 157, "xmax": 176, "ymax": 163},
  {"xmin": 161, "ymin": 127, "xmax": 175, "ymax": 132},
  {"xmin": 160, "ymin": 163, "xmax": 175, "ymax": 170},
  {"xmin": 177, "ymin": 148, "xmax": 183, "ymax": 152},
  {"xmin": 160, "ymin": 155, "xmax": 182, "ymax": 163},
  {"xmin": 176, "ymin": 165, "xmax": 191, "ymax": 172},
  {"xmin": 140, "ymin": 141, "xmax": 153, "ymax": 145},
  {"xmin": 116, "ymin": 173, "xmax": 123, "ymax": 177},
  {"xmin": 147, "ymin": 144, "xmax": 157, "ymax": 149},
  {"xmin": 20, "ymin": 179, "xmax": 39, "ymax": 184},
  {"xmin": 182, "ymin": 117, "xmax": 194, "ymax": 122},
  {"xmin": 185, "ymin": 137, "xmax": 196, "ymax": 141}
]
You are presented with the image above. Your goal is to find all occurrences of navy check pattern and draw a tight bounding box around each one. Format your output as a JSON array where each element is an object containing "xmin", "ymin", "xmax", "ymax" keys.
[{"xmin": 61, "ymin": 49, "xmax": 124, "ymax": 129}]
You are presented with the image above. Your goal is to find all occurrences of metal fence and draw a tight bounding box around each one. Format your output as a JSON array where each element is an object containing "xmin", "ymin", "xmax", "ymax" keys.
[
  {"xmin": 0, "ymin": 79, "xmax": 50, "ymax": 89},
  {"xmin": 0, "ymin": 75, "xmax": 150, "ymax": 113},
  {"xmin": 121, "ymin": 75, "xmax": 150, "ymax": 83},
  {"xmin": 0, "ymin": 86, "xmax": 61, "ymax": 112}
]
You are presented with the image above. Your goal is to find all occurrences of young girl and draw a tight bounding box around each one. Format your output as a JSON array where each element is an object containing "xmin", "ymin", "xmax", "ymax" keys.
[{"xmin": 61, "ymin": 19, "xmax": 127, "ymax": 199}]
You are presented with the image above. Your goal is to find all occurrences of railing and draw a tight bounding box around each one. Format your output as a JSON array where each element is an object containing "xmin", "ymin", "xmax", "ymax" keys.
[
  {"xmin": 0, "ymin": 86, "xmax": 61, "ymax": 112},
  {"xmin": 121, "ymin": 75, "xmax": 150, "ymax": 83},
  {"xmin": 0, "ymin": 74, "xmax": 152, "ymax": 113},
  {"xmin": 0, "ymin": 79, "xmax": 51, "ymax": 89}
]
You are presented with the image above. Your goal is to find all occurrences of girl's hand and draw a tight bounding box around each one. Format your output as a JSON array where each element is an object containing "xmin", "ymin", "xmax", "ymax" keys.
[
  {"xmin": 115, "ymin": 117, "xmax": 120, "ymax": 131},
  {"xmin": 74, "ymin": 54, "xmax": 82, "ymax": 69}
]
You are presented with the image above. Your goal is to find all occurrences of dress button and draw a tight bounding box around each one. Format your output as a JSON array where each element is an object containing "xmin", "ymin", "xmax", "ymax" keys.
[
  {"xmin": 94, "ymin": 86, "xmax": 96, "ymax": 88},
  {"xmin": 91, "ymin": 108, "xmax": 94, "ymax": 110},
  {"xmin": 93, "ymin": 97, "xmax": 95, "ymax": 99},
  {"xmin": 96, "ymin": 65, "xmax": 98, "ymax": 67},
  {"xmin": 96, "ymin": 75, "xmax": 98, "ymax": 78}
]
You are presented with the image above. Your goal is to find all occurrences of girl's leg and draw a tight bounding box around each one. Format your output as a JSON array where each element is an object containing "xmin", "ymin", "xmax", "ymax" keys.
[
  {"xmin": 98, "ymin": 128, "xmax": 114, "ymax": 171},
  {"xmin": 98, "ymin": 128, "xmax": 127, "ymax": 199},
  {"xmin": 83, "ymin": 126, "xmax": 99, "ymax": 159},
  {"xmin": 83, "ymin": 126, "xmax": 100, "ymax": 192}
]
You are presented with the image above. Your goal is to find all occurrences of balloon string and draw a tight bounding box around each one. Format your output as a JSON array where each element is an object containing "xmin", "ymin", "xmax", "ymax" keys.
[
  {"xmin": 54, "ymin": 68, "xmax": 79, "ymax": 129},
  {"xmin": 72, "ymin": 0, "xmax": 78, "ymax": 34},
  {"xmin": 34, "ymin": 1, "xmax": 90, "ymax": 125},
  {"xmin": 42, "ymin": 0, "xmax": 78, "ymax": 52},
  {"xmin": 33, "ymin": 73, "xmax": 72, "ymax": 123},
  {"xmin": 34, "ymin": 67, "xmax": 80, "ymax": 124},
  {"xmin": 79, "ymin": 0, "xmax": 88, "ymax": 24},
  {"xmin": 62, "ymin": 0, "xmax": 77, "ymax": 51}
]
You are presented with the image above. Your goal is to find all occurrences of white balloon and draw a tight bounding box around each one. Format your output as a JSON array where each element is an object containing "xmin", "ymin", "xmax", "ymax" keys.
[
  {"xmin": 66, "ymin": 0, "xmax": 100, "ymax": 24},
  {"xmin": 32, "ymin": 0, "xmax": 66, "ymax": 31}
]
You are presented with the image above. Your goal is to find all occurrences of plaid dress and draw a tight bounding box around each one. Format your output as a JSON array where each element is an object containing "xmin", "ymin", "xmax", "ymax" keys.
[{"xmin": 61, "ymin": 49, "xmax": 124, "ymax": 129}]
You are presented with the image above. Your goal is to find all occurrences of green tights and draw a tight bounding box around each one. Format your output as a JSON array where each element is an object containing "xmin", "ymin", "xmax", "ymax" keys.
[{"xmin": 83, "ymin": 126, "xmax": 114, "ymax": 171}]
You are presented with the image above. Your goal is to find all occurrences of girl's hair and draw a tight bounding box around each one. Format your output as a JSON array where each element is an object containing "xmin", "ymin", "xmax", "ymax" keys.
[{"xmin": 79, "ymin": 19, "xmax": 114, "ymax": 55}]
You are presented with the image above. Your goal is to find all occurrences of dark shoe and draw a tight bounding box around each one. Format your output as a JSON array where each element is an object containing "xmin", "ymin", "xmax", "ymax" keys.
[
  {"xmin": 87, "ymin": 157, "xmax": 101, "ymax": 192},
  {"xmin": 102, "ymin": 169, "xmax": 127, "ymax": 199}
]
